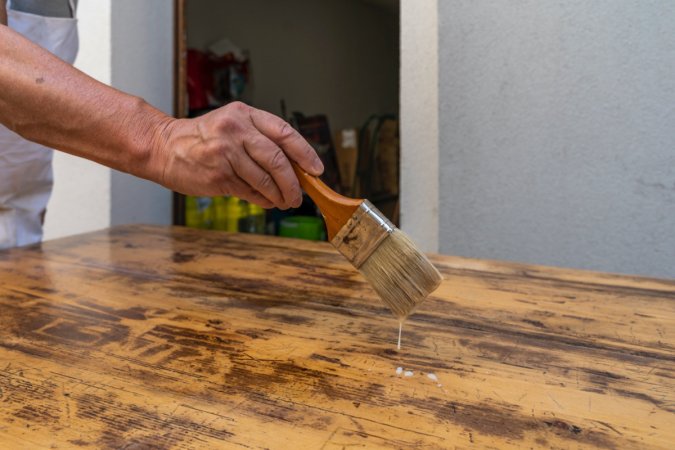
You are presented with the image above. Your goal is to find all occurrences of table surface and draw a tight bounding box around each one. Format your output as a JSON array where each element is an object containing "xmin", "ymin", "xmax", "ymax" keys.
[{"xmin": 0, "ymin": 225, "xmax": 673, "ymax": 449}]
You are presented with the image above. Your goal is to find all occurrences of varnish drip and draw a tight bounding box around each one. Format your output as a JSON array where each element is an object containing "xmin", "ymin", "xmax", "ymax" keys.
[{"xmin": 397, "ymin": 321, "xmax": 403, "ymax": 350}]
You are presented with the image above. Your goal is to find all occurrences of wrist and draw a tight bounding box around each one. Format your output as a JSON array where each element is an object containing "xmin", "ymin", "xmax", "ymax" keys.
[{"xmin": 123, "ymin": 96, "xmax": 176, "ymax": 184}]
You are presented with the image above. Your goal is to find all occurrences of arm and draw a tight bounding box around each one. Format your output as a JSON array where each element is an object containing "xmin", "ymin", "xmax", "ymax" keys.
[{"xmin": 0, "ymin": 25, "xmax": 322, "ymax": 209}]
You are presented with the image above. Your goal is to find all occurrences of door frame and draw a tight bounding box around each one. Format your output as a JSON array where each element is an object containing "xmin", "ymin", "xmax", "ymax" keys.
[
  {"xmin": 172, "ymin": 0, "xmax": 440, "ymax": 251},
  {"xmin": 400, "ymin": 0, "xmax": 439, "ymax": 253}
]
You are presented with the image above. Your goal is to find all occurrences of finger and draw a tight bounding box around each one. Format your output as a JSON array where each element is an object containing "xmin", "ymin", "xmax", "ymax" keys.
[
  {"xmin": 244, "ymin": 133, "xmax": 302, "ymax": 208},
  {"xmin": 227, "ymin": 177, "xmax": 275, "ymax": 209},
  {"xmin": 248, "ymin": 108, "xmax": 324, "ymax": 176},
  {"xmin": 226, "ymin": 145, "xmax": 286, "ymax": 208}
]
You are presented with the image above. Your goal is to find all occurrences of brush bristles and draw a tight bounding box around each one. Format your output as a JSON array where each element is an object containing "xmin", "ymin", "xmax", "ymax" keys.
[{"xmin": 358, "ymin": 229, "xmax": 442, "ymax": 319}]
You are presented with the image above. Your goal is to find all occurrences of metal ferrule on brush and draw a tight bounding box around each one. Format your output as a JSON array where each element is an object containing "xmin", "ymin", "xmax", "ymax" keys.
[{"xmin": 331, "ymin": 200, "xmax": 394, "ymax": 268}]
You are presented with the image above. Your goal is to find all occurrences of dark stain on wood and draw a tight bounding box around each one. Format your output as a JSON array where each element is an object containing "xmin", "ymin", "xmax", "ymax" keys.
[
  {"xmin": 412, "ymin": 311, "xmax": 675, "ymax": 363},
  {"xmin": 13, "ymin": 404, "xmax": 59, "ymax": 424},
  {"xmin": 172, "ymin": 251, "xmax": 196, "ymax": 263},
  {"xmin": 73, "ymin": 391, "xmax": 234, "ymax": 448},
  {"xmin": 562, "ymin": 314, "xmax": 596, "ymax": 322},
  {"xmin": 403, "ymin": 395, "xmax": 617, "ymax": 448},
  {"xmin": 310, "ymin": 354, "xmax": 349, "ymax": 368},
  {"xmin": 522, "ymin": 318, "xmax": 546, "ymax": 328},
  {"xmin": 94, "ymin": 304, "xmax": 147, "ymax": 321},
  {"xmin": 254, "ymin": 311, "xmax": 314, "ymax": 326},
  {"xmin": 138, "ymin": 343, "xmax": 173, "ymax": 358},
  {"xmin": 41, "ymin": 321, "xmax": 100, "ymax": 343},
  {"xmin": 612, "ymin": 388, "xmax": 675, "ymax": 413}
]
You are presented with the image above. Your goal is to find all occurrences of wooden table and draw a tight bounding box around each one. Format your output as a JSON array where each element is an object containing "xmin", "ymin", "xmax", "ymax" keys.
[{"xmin": 0, "ymin": 225, "xmax": 673, "ymax": 449}]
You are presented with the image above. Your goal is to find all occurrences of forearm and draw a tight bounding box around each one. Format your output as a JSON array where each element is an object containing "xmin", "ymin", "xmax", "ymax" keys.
[
  {"xmin": 0, "ymin": 24, "xmax": 170, "ymax": 180},
  {"xmin": 0, "ymin": 22, "xmax": 324, "ymax": 208}
]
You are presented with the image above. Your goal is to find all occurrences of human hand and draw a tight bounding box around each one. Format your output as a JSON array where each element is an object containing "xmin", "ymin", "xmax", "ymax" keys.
[{"xmin": 152, "ymin": 102, "xmax": 324, "ymax": 209}]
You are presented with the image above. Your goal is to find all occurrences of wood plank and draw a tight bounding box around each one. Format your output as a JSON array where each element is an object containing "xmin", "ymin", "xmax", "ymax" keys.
[{"xmin": 0, "ymin": 225, "xmax": 673, "ymax": 449}]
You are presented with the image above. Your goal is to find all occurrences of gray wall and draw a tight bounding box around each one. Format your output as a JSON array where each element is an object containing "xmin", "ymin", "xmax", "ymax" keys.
[
  {"xmin": 438, "ymin": 1, "xmax": 675, "ymax": 278},
  {"xmin": 110, "ymin": 0, "xmax": 174, "ymax": 227}
]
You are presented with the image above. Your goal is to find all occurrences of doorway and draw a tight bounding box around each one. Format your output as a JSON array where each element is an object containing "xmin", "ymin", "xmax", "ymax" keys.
[{"xmin": 173, "ymin": 0, "xmax": 401, "ymax": 240}]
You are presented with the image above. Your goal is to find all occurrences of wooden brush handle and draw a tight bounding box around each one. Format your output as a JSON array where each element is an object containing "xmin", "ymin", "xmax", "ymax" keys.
[{"xmin": 291, "ymin": 162, "xmax": 362, "ymax": 240}]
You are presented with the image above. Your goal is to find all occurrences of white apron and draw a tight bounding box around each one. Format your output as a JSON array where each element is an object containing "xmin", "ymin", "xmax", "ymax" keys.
[{"xmin": 0, "ymin": 0, "xmax": 78, "ymax": 249}]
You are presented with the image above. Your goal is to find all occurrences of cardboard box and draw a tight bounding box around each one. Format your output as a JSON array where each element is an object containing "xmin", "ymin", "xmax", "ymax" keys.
[{"xmin": 334, "ymin": 128, "xmax": 359, "ymax": 196}]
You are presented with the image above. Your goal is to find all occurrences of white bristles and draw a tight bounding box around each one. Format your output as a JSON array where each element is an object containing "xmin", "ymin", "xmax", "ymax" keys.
[{"xmin": 358, "ymin": 229, "xmax": 442, "ymax": 319}]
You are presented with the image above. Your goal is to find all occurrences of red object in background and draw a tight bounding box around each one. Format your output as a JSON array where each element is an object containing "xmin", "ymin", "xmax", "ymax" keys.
[
  {"xmin": 187, "ymin": 49, "xmax": 250, "ymax": 112},
  {"xmin": 187, "ymin": 49, "xmax": 213, "ymax": 110}
]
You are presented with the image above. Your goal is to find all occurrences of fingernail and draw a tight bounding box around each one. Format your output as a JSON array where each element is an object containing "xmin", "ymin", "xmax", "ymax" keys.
[{"xmin": 313, "ymin": 160, "xmax": 324, "ymax": 174}]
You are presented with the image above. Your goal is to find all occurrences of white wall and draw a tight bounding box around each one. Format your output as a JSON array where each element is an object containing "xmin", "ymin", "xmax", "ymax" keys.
[
  {"xmin": 44, "ymin": 0, "xmax": 174, "ymax": 240},
  {"xmin": 110, "ymin": 0, "xmax": 173, "ymax": 226},
  {"xmin": 44, "ymin": 0, "xmax": 112, "ymax": 240},
  {"xmin": 437, "ymin": 1, "xmax": 675, "ymax": 278},
  {"xmin": 399, "ymin": 0, "xmax": 439, "ymax": 253},
  {"xmin": 185, "ymin": 0, "xmax": 398, "ymax": 133}
]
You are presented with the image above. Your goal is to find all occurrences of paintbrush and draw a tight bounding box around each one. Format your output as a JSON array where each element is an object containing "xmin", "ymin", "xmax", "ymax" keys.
[{"xmin": 292, "ymin": 163, "xmax": 442, "ymax": 319}]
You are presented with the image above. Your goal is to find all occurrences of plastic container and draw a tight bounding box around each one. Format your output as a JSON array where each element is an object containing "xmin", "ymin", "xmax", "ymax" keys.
[
  {"xmin": 279, "ymin": 216, "xmax": 325, "ymax": 241},
  {"xmin": 187, "ymin": 195, "xmax": 268, "ymax": 234},
  {"xmin": 225, "ymin": 196, "xmax": 245, "ymax": 232},
  {"xmin": 240, "ymin": 203, "xmax": 265, "ymax": 234},
  {"xmin": 212, "ymin": 196, "xmax": 226, "ymax": 230},
  {"xmin": 185, "ymin": 196, "xmax": 214, "ymax": 229}
]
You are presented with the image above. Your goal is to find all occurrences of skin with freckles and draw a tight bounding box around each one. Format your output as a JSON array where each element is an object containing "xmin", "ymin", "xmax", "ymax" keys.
[{"xmin": 0, "ymin": 18, "xmax": 323, "ymax": 209}]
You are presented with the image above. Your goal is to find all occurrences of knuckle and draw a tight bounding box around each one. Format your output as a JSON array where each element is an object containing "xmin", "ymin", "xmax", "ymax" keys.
[
  {"xmin": 228, "ymin": 101, "xmax": 250, "ymax": 116},
  {"xmin": 247, "ymin": 134, "xmax": 266, "ymax": 151},
  {"xmin": 277, "ymin": 121, "xmax": 296, "ymax": 141},
  {"xmin": 268, "ymin": 149, "xmax": 287, "ymax": 172},
  {"xmin": 218, "ymin": 104, "xmax": 250, "ymax": 132},
  {"xmin": 217, "ymin": 113, "xmax": 240, "ymax": 133},
  {"xmin": 257, "ymin": 172, "xmax": 274, "ymax": 190}
]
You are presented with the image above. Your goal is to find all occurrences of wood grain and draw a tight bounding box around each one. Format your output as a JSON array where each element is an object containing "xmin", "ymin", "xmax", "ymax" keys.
[{"xmin": 0, "ymin": 225, "xmax": 673, "ymax": 449}]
